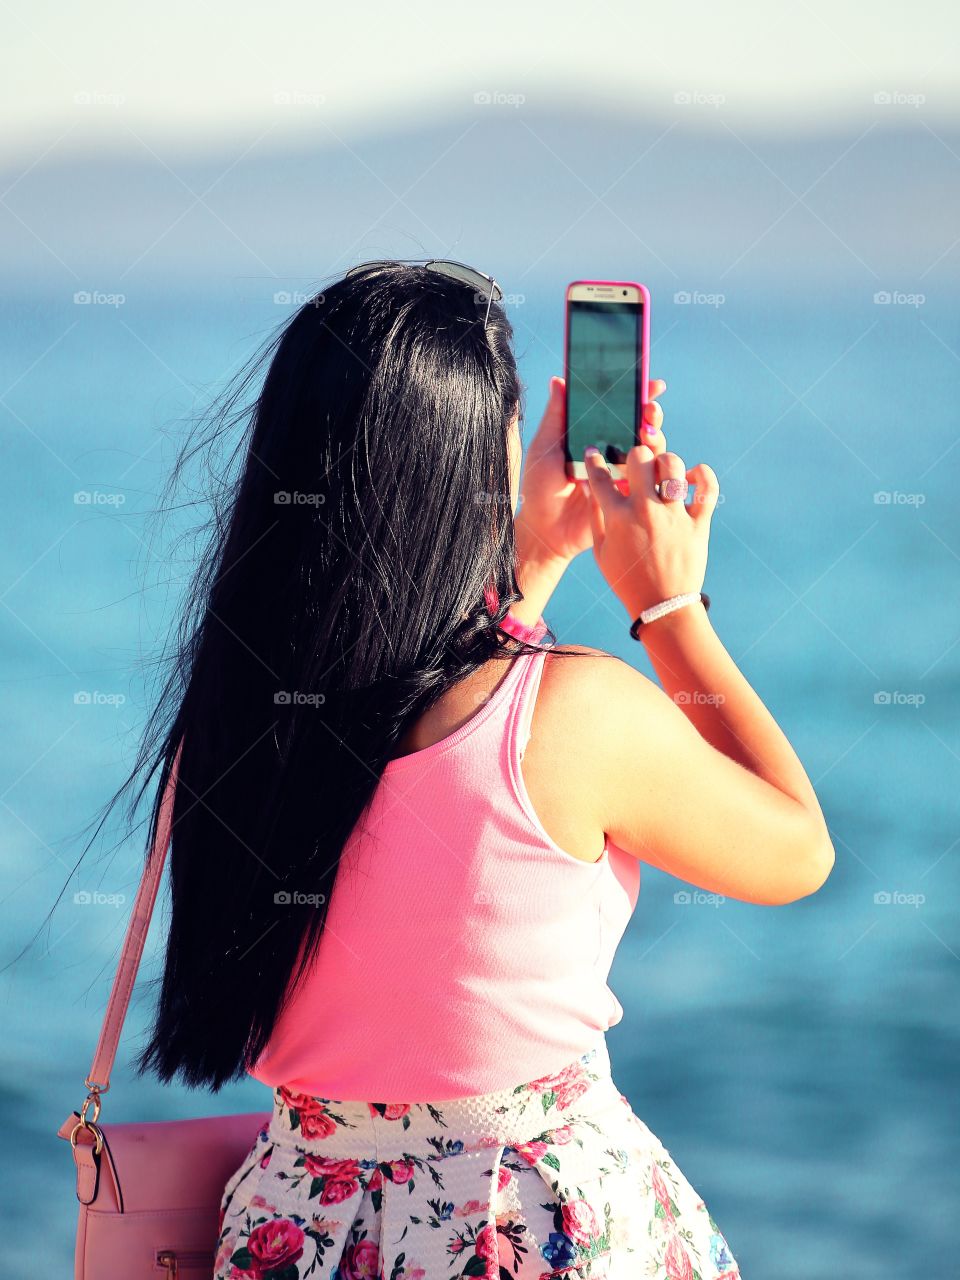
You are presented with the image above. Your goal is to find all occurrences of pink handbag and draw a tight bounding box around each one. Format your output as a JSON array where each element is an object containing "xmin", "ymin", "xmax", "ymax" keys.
[{"xmin": 58, "ymin": 742, "xmax": 271, "ymax": 1279}]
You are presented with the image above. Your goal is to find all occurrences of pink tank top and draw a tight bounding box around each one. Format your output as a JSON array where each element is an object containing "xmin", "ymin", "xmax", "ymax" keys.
[{"xmin": 248, "ymin": 642, "xmax": 641, "ymax": 1101}]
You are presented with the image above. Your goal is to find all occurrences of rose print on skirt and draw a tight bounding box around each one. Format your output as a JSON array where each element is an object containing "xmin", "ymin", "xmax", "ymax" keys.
[{"xmin": 215, "ymin": 1040, "xmax": 742, "ymax": 1279}]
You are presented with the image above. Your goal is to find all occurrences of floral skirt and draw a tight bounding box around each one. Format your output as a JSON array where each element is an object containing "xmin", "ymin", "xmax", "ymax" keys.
[{"xmin": 215, "ymin": 1040, "xmax": 741, "ymax": 1279}]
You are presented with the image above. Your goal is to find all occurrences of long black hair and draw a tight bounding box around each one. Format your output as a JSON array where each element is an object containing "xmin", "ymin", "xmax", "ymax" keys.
[{"xmin": 106, "ymin": 261, "xmax": 564, "ymax": 1090}]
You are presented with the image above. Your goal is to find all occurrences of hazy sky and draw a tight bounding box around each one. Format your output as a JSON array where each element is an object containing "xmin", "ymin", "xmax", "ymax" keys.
[{"xmin": 1, "ymin": 0, "xmax": 955, "ymax": 158}]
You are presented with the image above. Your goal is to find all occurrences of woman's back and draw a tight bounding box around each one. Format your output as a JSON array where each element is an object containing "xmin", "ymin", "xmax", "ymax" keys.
[
  {"xmin": 391, "ymin": 644, "xmax": 609, "ymax": 863},
  {"xmin": 249, "ymin": 645, "xmax": 641, "ymax": 1101},
  {"xmin": 250, "ymin": 604, "xmax": 840, "ymax": 1104}
]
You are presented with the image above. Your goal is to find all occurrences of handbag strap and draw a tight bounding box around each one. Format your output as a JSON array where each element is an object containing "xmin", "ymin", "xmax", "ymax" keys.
[{"xmin": 83, "ymin": 738, "xmax": 183, "ymax": 1096}]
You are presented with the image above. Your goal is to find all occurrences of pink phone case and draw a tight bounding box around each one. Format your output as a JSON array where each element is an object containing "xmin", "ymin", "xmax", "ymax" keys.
[{"xmin": 563, "ymin": 280, "xmax": 650, "ymax": 482}]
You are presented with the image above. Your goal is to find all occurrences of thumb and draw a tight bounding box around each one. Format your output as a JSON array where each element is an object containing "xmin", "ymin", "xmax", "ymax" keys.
[
  {"xmin": 584, "ymin": 449, "xmax": 618, "ymax": 548},
  {"xmin": 535, "ymin": 376, "xmax": 565, "ymax": 447},
  {"xmin": 583, "ymin": 448, "xmax": 619, "ymax": 510},
  {"xmin": 586, "ymin": 480, "xmax": 605, "ymax": 552}
]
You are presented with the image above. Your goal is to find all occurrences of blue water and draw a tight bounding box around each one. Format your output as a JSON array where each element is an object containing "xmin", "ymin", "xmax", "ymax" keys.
[{"xmin": 2, "ymin": 285, "xmax": 957, "ymax": 1276}]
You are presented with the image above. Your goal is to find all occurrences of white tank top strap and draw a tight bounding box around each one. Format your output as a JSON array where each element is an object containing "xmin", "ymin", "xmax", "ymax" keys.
[{"xmin": 513, "ymin": 646, "xmax": 551, "ymax": 759}]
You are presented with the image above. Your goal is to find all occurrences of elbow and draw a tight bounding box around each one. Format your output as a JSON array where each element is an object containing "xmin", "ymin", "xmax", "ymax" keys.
[
  {"xmin": 798, "ymin": 835, "xmax": 835, "ymax": 899},
  {"xmin": 778, "ymin": 829, "xmax": 836, "ymax": 905},
  {"xmin": 752, "ymin": 814, "xmax": 834, "ymax": 906}
]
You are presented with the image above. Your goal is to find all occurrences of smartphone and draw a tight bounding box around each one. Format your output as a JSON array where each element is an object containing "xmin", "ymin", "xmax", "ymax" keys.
[{"xmin": 563, "ymin": 280, "xmax": 649, "ymax": 482}]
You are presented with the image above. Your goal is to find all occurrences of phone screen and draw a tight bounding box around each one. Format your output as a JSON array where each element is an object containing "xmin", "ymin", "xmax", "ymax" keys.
[{"xmin": 566, "ymin": 299, "xmax": 643, "ymax": 464}]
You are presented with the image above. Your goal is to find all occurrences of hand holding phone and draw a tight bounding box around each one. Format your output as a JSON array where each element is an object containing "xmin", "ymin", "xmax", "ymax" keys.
[
  {"xmin": 582, "ymin": 443, "xmax": 719, "ymax": 621},
  {"xmin": 515, "ymin": 375, "xmax": 665, "ymax": 568},
  {"xmin": 563, "ymin": 280, "xmax": 649, "ymax": 483}
]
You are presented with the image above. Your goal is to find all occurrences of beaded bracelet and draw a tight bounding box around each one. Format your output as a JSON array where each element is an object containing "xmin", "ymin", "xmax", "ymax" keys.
[{"xmin": 630, "ymin": 592, "xmax": 710, "ymax": 641}]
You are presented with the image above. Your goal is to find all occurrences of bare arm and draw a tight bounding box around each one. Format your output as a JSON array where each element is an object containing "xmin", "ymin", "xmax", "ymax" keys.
[
  {"xmin": 569, "ymin": 436, "xmax": 834, "ymax": 906},
  {"xmin": 508, "ymin": 374, "xmax": 834, "ymax": 903},
  {"xmin": 546, "ymin": 643, "xmax": 834, "ymax": 906},
  {"xmin": 638, "ymin": 604, "xmax": 828, "ymax": 820}
]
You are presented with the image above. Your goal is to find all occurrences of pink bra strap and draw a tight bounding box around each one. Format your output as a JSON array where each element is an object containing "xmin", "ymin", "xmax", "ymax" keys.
[{"xmin": 83, "ymin": 738, "xmax": 183, "ymax": 1094}]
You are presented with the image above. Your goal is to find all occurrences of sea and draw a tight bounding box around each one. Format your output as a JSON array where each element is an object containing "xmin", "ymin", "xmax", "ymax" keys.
[{"xmin": 1, "ymin": 283, "xmax": 957, "ymax": 1276}]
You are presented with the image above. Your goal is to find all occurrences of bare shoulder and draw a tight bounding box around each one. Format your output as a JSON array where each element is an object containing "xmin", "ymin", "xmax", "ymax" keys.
[
  {"xmin": 521, "ymin": 643, "xmax": 668, "ymax": 860},
  {"xmin": 518, "ymin": 645, "xmax": 621, "ymax": 861},
  {"xmin": 531, "ymin": 643, "xmax": 668, "ymax": 781},
  {"xmin": 537, "ymin": 643, "xmax": 665, "ymax": 724}
]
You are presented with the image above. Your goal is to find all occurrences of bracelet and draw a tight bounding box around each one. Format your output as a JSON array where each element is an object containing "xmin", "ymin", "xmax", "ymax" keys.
[
  {"xmin": 499, "ymin": 612, "xmax": 549, "ymax": 643},
  {"xmin": 629, "ymin": 592, "xmax": 710, "ymax": 641}
]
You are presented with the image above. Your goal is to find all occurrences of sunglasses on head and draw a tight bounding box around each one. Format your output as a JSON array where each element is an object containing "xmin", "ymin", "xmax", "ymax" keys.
[{"xmin": 344, "ymin": 258, "xmax": 504, "ymax": 328}]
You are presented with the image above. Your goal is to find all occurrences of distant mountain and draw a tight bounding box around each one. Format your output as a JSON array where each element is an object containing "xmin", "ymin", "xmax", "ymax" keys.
[{"xmin": 0, "ymin": 102, "xmax": 955, "ymax": 294}]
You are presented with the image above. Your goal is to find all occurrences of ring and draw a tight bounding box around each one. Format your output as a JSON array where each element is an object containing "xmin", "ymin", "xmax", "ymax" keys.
[{"xmin": 655, "ymin": 477, "xmax": 688, "ymax": 502}]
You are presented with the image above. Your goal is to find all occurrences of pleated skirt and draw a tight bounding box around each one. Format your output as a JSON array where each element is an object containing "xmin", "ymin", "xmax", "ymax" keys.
[{"xmin": 214, "ymin": 1040, "xmax": 742, "ymax": 1279}]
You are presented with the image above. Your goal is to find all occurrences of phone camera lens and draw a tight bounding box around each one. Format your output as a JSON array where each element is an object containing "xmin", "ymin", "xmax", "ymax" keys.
[{"xmin": 622, "ymin": 289, "xmax": 627, "ymax": 295}]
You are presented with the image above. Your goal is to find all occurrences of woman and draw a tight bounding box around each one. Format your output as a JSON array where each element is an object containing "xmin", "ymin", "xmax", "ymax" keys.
[{"xmin": 131, "ymin": 260, "xmax": 833, "ymax": 1279}]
